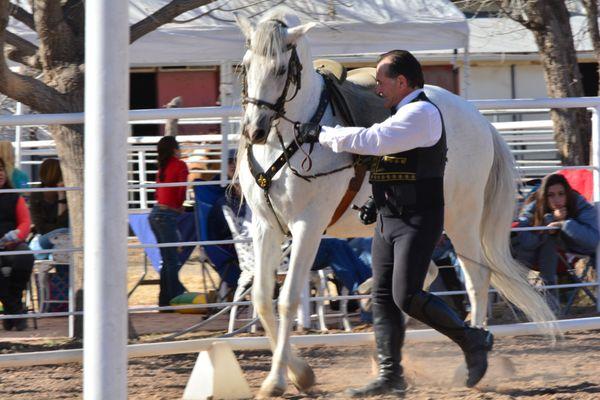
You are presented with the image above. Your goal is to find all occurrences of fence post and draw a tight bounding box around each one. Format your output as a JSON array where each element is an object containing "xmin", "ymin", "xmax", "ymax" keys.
[
  {"xmin": 83, "ymin": 1, "xmax": 129, "ymax": 399},
  {"xmin": 220, "ymin": 61, "xmax": 234, "ymax": 186},
  {"xmin": 592, "ymin": 107, "xmax": 600, "ymax": 312},
  {"xmin": 14, "ymin": 102, "xmax": 23, "ymax": 169},
  {"xmin": 137, "ymin": 150, "xmax": 148, "ymax": 209}
]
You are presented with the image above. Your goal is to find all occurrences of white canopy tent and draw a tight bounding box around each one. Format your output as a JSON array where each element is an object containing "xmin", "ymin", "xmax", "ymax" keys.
[
  {"xmin": 128, "ymin": 0, "xmax": 469, "ymax": 66},
  {"xmin": 9, "ymin": 0, "xmax": 468, "ymax": 67}
]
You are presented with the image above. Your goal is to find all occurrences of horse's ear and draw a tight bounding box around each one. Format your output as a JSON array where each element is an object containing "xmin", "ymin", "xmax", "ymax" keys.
[
  {"xmin": 236, "ymin": 14, "xmax": 254, "ymax": 39},
  {"xmin": 285, "ymin": 22, "xmax": 316, "ymax": 45}
]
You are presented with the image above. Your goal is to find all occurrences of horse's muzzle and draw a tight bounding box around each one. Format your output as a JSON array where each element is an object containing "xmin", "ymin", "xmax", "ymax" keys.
[
  {"xmin": 249, "ymin": 128, "xmax": 268, "ymax": 144},
  {"xmin": 242, "ymin": 113, "xmax": 271, "ymax": 144}
]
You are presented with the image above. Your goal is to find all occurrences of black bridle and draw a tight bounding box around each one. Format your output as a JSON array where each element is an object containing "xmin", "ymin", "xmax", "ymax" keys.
[{"xmin": 241, "ymin": 22, "xmax": 303, "ymax": 121}]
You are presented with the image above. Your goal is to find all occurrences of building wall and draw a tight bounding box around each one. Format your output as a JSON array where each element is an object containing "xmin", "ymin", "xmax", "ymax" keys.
[{"xmin": 156, "ymin": 69, "xmax": 220, "ymax": 135}]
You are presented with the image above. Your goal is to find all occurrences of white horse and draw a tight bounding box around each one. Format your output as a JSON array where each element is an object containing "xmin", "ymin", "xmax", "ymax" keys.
[{"xmin": 235, "ymin": 11, "xmax": 556, "ymax": 398}]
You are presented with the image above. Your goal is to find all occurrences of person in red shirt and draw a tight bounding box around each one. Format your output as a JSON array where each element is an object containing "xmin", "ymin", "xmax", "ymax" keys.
[
  {"xmin": 0, "ymin": 158, "xmax": 34, "ymax": 331},
  {"xmin": 149, "ymin": 136, "xmax": 189, "ymax": 307}
]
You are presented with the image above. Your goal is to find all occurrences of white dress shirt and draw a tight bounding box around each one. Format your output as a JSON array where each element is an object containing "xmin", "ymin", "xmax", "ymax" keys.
[{"xmin": 319, "ymin": 89, "xmax": 442, "ymax": 156}]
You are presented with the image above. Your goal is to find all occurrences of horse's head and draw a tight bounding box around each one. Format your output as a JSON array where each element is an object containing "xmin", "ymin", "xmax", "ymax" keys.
[{"xmin": 237, "ymin": 14, "xmax": 315, "ymax": 144}]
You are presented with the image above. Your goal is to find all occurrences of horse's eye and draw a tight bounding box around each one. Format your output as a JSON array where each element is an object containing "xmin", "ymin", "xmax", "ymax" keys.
[{"xmin": 276, "ymin": 66, "xmax": 287, "ymax": 76}]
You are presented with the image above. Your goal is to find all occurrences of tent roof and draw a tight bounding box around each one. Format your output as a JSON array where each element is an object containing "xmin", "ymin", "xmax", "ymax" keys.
[
  {"xmin": 468, "ymin": 16, "xmax": 594, "ymax": 55},
  {"xmin": 126, "ymin": 0, "xmax": 468, "ymax": 66}
]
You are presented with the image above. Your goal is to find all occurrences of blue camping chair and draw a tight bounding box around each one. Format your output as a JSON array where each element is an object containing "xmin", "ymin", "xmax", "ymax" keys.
[{"xmin": 193, "ymin": 184, "xmax": 241, "ymax": 292}]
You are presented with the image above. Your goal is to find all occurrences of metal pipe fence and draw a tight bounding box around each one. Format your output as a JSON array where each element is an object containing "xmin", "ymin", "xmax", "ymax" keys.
[{"xmin": 1, "ymin": 97, "xmax": 600, "ymax": 329}]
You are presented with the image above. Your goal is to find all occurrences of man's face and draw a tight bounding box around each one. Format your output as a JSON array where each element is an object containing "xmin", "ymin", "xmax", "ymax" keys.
[{"xmin": 375, "ymin": 60, "xmax": 412, "ymax": 110}]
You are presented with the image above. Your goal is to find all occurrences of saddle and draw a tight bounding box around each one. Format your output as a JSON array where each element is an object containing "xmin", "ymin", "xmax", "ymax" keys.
[{"xmin": 312, "ymin": 60, "xmax": 388, "ymax": 226}]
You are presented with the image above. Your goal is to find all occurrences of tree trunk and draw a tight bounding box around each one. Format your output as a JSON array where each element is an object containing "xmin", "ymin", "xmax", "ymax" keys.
[
  {"xmin": 520, "ymin": 0, "xmax": 590, "ymax": 165},
  {"xmin": 52, "ymin": 123, "xmax": 84, "ymax": 289},
  {"xmin": 51, "ymin": 123, "xmax": 85, "ymax": 337}
]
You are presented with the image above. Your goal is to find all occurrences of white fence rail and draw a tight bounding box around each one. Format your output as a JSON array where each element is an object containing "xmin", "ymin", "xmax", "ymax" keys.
[{"xmin": 1, "ymin": 96, "xmax": 599, "ymax": 353}]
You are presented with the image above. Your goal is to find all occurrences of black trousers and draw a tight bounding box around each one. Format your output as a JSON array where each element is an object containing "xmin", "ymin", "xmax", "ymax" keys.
[
  {"xmin": 371, "ymin": 206, "xmax": 444, "ymax": 314},
  {"xmin": 0, "ymin": 243, "xmax": 34, "ymax": 314}
]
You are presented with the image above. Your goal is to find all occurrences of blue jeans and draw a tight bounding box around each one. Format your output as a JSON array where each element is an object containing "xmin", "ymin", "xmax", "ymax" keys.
[
  {"xmin": 149, "ymin": 206, "xmax": 186, "ymax": 306},
  {"xmin": 313, "ymin": 238, "xmax": 372, "ymax": 293}
]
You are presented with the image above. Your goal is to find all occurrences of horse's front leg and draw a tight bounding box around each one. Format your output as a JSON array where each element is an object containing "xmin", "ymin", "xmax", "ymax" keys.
[
  {"xmin": 260, "ymin": 223, "xmax": 321, "ymax": 398},
  {"xmin": 251, "ymin": 221, "xmax": 287, "ymax": 397}
]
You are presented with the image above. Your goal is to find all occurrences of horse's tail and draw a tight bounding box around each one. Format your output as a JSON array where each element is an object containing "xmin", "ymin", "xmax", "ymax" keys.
[{"xmin": 480, "ymin": 124, "xmax": 558, "ymax": 337}]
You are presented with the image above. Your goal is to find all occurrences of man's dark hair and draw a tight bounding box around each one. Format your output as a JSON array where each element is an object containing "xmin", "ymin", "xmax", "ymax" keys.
[{"xmin": 377, "ymin": 50, "xmax": 424, "ymax": 88}]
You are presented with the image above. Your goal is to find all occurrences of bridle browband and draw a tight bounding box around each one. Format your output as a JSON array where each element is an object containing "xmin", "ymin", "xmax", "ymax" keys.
[
  {"xmin": 241, "ymin": 19, "xmax": 357, "ymax": 236},
  {"xmin": 241, "ymin": 20, "xmax": 302, "ymax": 119}
]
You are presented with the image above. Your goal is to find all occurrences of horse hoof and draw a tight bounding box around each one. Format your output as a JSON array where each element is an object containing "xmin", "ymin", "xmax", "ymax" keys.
[
  {"xmin": 256, "ymin": 384, "xmax": 285, "ymax": 399},
  {"xmin": 288, "ymin": 359, "xmax": 316, "ymax": 392}
]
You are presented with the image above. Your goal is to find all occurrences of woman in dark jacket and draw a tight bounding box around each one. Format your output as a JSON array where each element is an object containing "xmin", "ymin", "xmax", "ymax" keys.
[
  {"xmin": 29, "ymin": 158, "xmax": 69, "ymax": 259},
  {"xmin": 0, "ymin": 158, "xmax": 34, "ymax": 330},
  {"xmin": 513, "ymin": 173, "xmax": 599, "ymax": 306}
]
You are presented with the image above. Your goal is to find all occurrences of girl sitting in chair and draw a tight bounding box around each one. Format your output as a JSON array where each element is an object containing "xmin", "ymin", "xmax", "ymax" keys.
[{"xmin": 513, "ymin": 173, "xmax": 599, "ymax": 308}]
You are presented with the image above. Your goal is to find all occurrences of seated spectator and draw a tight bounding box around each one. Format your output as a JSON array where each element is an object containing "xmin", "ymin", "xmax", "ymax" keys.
[
  {"xmin": 512, "ymin": 173, "xmax": 599, "ymax": 307},
  {"xmin": 348, "ymin": 237, "xmax": 373, "ymax": 268},
  {"xmin": 186, "ymin": 144, "xmax": 226, "ymax": 205},
  {"xmin": 206, "ymin": 183, "xmax": 246, "ymax": 289},
  {"xmin": 0, "ymin": 141, "xmax": 29, "ymax": 189},
  {"xmin": 29, "ymin": 158, "xmax": 69, "ymax": 260},
  {"xmin": 206, "ymin": 152, "xmax": 246, "ymax": 289},
  {"xmin": 313, "ymin": 239, "xmax": 372, "ymax": 295},
  {"xmin": 0, "ymin": 158, "xmax": 34, "ymax": 331},
  {"xmin": 208, "ymin": 154, "xmax": 372, "ymax": 299}
]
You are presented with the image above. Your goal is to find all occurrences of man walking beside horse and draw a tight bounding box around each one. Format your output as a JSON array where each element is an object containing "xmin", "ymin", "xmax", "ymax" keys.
[{"xmin": 298, "ymin": 50, "xmax": 493, "ymax": 397}]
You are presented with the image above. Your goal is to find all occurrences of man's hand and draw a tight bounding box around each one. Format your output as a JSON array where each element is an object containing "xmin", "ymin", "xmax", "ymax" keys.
[
  {"xmin": 296, "ymin": 122, "xmax": 321, "ymax": 143},
  {"xmin": 358, "ymin": 197, "xmax": 377, "ymax": 225}
]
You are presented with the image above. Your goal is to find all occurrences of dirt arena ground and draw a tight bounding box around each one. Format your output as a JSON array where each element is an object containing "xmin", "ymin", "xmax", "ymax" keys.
[
  {"xmin": 0, "ymin": 329, "xmax": 598, "ymax": 399},
  {"xmin": 1, "ymin": 249, "xmax": 598, "ymax": 398}
]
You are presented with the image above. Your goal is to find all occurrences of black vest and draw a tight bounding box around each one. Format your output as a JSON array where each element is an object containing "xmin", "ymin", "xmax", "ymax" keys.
[
  {"xmin": 369, "ymin": 91, "xmax": 447, "ymax": 215},
  {"xmin": 0, "ymin": 192, "xmax": 19, "ymax": 237}
]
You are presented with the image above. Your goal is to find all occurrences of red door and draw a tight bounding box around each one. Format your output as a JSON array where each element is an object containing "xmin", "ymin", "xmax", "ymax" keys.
[{"xmin": 156, "ymin": 69, "xmax": 220, "ymax": 135}]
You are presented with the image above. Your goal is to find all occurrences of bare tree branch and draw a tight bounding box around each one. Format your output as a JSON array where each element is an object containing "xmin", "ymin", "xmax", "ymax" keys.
[
  {"xmin": 63, "ymin": 0, "xmax": 84, "ymax": 37},
  {"xmin": 33, "ymin": 0, "xmax": 79, "ymax": 67},
  {"xmin": 5, "ymin": 30, "xmax": 41, "ymax": 68},
  {"xmin": 130, "ymin": 0, "xmax": 217, "ymax": 43},
  {"xmin": 6, "ymin": 29, "xmax": 37, "ymax": 55},
  {"xmin": 0, "ymin": 0, "xmax": 69, "ymax": 113},
  {"xmin": 8, "ymin": 1, "xmax": 34, "ymax": 30}
]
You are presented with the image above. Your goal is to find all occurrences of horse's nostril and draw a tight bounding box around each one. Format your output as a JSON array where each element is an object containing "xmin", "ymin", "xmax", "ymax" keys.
[{"xmin": 253, "ymin": 129, "xmax": 266, "ymax": 142}]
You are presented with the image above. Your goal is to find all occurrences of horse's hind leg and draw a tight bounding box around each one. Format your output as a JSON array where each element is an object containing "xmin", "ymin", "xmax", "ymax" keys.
[
  {"xmin": 446, "ymin": 218, "xmax": 491, "ymax": 328},
  {"xmin": 261, "ymin": 226, "xmax": 322, "ymax": 397},
  {"xmin": 252, "ymin": 221, "xmax": 287, "ymax": 397}
]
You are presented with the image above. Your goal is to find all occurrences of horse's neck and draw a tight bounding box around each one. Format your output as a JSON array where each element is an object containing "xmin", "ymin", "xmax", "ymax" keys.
[{"xmin": 285, "ymin": 69, "xmax": 324, "ymax": 127}]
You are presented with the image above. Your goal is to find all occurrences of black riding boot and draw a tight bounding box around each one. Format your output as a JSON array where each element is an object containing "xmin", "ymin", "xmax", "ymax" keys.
[
  {"xmin": 346, "ymin": 303, "xmax": 408, "ymax": 398},
  {"xmin": 406, "ymin": 291, "xmax": 493, "ymax": 388}
]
